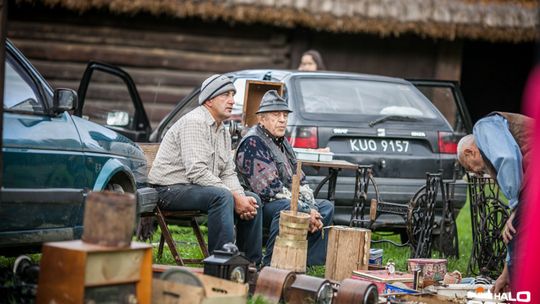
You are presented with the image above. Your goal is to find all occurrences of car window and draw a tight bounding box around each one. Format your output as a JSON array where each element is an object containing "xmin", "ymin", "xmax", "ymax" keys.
[
  {"xmin": 3, "ymin": 57, "xmax": 45, "ymax": 113},
  {"xmin": 415, "ymin": 86, "xmax": 466, "ymax": 133},
  {"xmin": 297, "ymin": 78, "xmax": 438, "ymax": 119},
  {"xmin": 81, "ymin": 69, "xmax": 137, "ymax": 128}
]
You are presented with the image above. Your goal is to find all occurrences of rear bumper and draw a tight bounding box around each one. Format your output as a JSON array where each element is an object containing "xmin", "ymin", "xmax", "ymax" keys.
[{"xmin": 305, "ymin": 175, "xmax": 467, "ymax": 230}]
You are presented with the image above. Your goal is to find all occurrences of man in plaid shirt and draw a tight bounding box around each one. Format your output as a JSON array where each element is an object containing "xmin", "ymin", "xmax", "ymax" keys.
[{"xmin": 149, "ymin": 74, "xmax": 262, "ymax": 264}]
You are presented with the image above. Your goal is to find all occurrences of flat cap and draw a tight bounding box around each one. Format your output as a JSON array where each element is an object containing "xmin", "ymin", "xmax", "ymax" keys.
[{"xmin": 256, "ymin": 90, "xmax": 292, "ymax": 114}]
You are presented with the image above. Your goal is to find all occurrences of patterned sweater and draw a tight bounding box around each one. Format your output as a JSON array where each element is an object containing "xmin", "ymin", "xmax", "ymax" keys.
[{"xmin": 235, "ymin": 126, "xmax": 318, "ymax": 213}]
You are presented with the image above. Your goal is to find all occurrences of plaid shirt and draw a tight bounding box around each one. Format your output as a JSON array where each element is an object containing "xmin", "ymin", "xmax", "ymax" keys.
[{"xmin": 148, "ymin": 106, "xmax": 244, "ymax": 194}]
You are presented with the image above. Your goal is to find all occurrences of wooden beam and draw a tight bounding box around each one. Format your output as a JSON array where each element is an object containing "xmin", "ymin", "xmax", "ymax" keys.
[
  {"xmin": 51, "ymin": 80, "xmax": 191, "ymax": 105},
  {"xmin": 33, "ymin": 60, "xmax": 210, "ymax": 87},
  {"xmin": 12, "ymin": 39, "xmax": 288, "ymax": 72},
  {"xmin": 8, "ymin": 21, "xmax": 289, "ymax": 57}
]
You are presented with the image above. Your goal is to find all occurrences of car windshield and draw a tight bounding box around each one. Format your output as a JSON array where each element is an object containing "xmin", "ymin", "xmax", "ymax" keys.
[{"xmin": 296, "ymin": 78, "xmax": 439, "ymax": 119}]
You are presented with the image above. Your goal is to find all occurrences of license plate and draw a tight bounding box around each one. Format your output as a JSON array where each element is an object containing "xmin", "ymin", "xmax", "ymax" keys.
[{"xmin": 349, "ymin": 139, "xmax": 410, "ymax": 153}]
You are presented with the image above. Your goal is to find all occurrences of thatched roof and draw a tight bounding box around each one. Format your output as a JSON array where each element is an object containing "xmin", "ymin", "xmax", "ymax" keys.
[{"xmin": 21, "ymin": 0, "xmax": 538, "ymax": 42}]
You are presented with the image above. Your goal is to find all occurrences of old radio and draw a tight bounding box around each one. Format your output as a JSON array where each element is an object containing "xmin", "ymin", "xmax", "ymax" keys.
[{"xmin": 36, "ymin": 240, "xmax": 152, "ymax": 304}]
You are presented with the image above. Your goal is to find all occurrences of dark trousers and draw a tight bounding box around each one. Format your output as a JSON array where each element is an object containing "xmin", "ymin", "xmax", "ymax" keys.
[
  {"xmin": 157, "ymin": 184, "xmax": 263, "ymax": 264},
  {"xmin": 262, "ymin": 199, "xmax": 334, "ymax": 266}
]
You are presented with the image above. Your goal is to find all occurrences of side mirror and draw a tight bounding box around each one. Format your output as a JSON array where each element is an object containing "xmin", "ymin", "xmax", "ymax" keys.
[{"xmin": 53, "ymin": 88, "xmax": 78, "ymax": 114}]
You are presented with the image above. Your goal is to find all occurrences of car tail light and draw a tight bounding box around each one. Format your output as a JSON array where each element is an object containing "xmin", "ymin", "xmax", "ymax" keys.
[
  {"xmin": 438, "ymin": 131, "xmax": 458, "ymax": 154},
  {"xmin": 288, "ymin": 126, "xmax": 318, "ymax": 149}
]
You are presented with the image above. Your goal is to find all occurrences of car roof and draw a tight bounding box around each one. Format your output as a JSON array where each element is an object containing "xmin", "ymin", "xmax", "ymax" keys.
[{"xmin": 226, "ymin": 69, "xmax": 410, "ymax": 84}]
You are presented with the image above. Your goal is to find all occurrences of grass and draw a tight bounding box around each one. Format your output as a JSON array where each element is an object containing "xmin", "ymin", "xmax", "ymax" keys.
[
  {"xmin": 367, "ymin": 199, "xmax": 473, "ymax": 275},
  {"xmin": 152, "ymin": 200, "xmax": 473, "ymax": 277},
  {"xmin": 0, "ymin": 197, "xmax": 478, "ymax": 304}
]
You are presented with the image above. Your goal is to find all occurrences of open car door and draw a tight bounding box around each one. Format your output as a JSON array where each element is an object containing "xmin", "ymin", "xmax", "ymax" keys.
[
  {"xmin": 409, "ymin": 79, "xmax": 473, "ymax": 135},
  {"xmin": 76, "ymin": 61, "xmax": 151, "ymax": 142}
]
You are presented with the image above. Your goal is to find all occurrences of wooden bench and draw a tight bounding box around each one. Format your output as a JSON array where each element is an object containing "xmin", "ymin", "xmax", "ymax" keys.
[{"xmin": 137, "ymin": 143, "xmax": 209, "ymax": 266}]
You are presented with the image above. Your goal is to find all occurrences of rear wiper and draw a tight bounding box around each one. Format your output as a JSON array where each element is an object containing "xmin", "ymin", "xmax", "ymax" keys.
[{"xmin": 368, "ymin": 115, "xmax": 419, "ymax": 127}]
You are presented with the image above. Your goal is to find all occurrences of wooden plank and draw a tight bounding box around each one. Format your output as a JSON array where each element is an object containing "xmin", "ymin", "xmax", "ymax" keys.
[
  {"xmin": 34, "ymin": 60, "xmax": 209, "ymax": 87},
  {"xmin": 433, "ymin": 41, "xmax": 462, "ymax": 127},
  {"xmin": 50, "ymin": 80, "xmax": 190, "ymax": 105},
  {"xmin": 11, "ymin": 39, "xmax": 289, "ymax": 72},
  {"xmin": 8, "ymin": 21, "xmax": 289, "ymax": 56},
  {"xmin": 290, "ymin": 164, "xmax": 301, "ymax": 214}
]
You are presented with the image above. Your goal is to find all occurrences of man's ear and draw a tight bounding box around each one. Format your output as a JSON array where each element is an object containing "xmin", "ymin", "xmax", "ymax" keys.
[{"xmin": 463, "ymin": 147, "xmax": 474, "ymax": 158}]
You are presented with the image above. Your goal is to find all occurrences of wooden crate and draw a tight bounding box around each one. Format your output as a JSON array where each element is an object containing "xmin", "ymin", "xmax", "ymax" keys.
[
  {"xmin": 37, "ymin": 240, "xmax": 152, "ymax": 304},
  {"xmin": 242, "ymin": 80, "xmax": 283, "ymax": 128},
  {"xmin": 152, "ymin": 273, "xmax": 248, "ymax": 304},
  {"xmin": 325, "ymin": 226, "xmax": 371, "ymax": 281}
]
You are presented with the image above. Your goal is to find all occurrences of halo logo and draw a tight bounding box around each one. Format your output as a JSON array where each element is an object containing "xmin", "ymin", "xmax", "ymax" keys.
[{"xmin": 467, "ymin": 286, "xmax": 531, "ymax": 303}]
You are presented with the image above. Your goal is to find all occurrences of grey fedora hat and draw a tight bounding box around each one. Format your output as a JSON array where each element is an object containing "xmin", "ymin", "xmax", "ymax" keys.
[
  {"xmin": 198, "ymin": 74, "xmax": 236, "ymax": 105},
  {"xmin": 256, "ymin": 90, "xmax": 292, "ymax": 114}
]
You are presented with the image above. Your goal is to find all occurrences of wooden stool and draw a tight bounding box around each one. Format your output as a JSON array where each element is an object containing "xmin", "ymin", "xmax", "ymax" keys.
[
  {"xmin": 156, "ymin": 208, "xmax": 209, "ymax": 265},
  {"xmin": 140, "ymin": 206, "xmax": 209, "ymax": 266}
]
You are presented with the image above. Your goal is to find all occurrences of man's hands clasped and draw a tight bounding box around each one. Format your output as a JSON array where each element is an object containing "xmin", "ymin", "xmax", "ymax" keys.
[
  {"xmin": 308, "ymin": 209, "xmax": 324, "ymax": 233},
  {"xmin": 234, "ymin": 193, "xmax": 259, "ymax": 220}
]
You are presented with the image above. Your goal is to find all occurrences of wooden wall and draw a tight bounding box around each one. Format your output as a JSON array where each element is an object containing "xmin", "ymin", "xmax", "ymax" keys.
[
  {"xmin": 7, "ymin": 3, "xmax": 467, "ymax": 128},
  {"xmin": 7, "ymin": 20, "xmax": 290, "ymax": 127}
]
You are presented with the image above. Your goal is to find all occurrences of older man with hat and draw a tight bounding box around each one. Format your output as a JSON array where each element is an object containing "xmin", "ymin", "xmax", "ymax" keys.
[
  {"xmin": 148, "ymin": 74, "xmax": 262, "ymax": 264},
  {"xmin": 234, "ymin": 90, "xmax": 334, "ymax": 266}
]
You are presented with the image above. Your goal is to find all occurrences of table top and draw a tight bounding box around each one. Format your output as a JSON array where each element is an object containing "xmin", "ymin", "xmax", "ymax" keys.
[{"xmin": 300, "ymin": 159, "xmax": 358, "ymax": 170}]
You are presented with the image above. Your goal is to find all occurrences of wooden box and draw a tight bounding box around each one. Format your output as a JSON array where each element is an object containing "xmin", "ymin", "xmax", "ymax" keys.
[
  {"xmin": 325, "ymin": 226, "xmax": 371, "ymax": 281},
  {"xmin": 36, "ymin": 240, "xmax": 152, "ymax": 304},
  {"xmin": 242, "ymin": 80, "xmax": 283, "ymax": 128},
  {"xmin": 152, "ymin": 272, "xmax": 248, "ymax": 304}
]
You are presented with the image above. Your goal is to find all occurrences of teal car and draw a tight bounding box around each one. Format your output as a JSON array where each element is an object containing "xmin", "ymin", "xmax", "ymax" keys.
[{"xmin": 1, "ymin": 40, "xmax": 149, "ymax": 255}]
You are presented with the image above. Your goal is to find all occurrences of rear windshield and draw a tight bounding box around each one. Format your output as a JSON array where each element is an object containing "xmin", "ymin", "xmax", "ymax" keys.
[{"xmin": 296, "ymin": 78, "xmax": 439, "ymax": 119}]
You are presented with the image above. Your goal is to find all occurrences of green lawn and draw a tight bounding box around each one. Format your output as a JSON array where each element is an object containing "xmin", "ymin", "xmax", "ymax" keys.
[
  {"xmin": 0, "ymin": 199, "xmax": 475, "ymax": 278},
  {"xmin": 367, "ymin": 199, "xmax": 473, "ymax": 275},
  {"xmin": 151, "ymin": 200, "xmax": 474, "ymax": 277}
]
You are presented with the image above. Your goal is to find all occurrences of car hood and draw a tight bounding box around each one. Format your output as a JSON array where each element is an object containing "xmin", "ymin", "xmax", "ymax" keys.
[{"xmin": 70, "ymin": 115, "xmax": 146, "ymax": 161}]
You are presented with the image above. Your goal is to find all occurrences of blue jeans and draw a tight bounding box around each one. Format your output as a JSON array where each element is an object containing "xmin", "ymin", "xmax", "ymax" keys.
[
  {"xmin": 262, "ymin": 199, "xmax": 334, "ymax": 266},
  {"xmin": 157, "ymin": 184, "xmax": 262, "ymax": 264}
]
